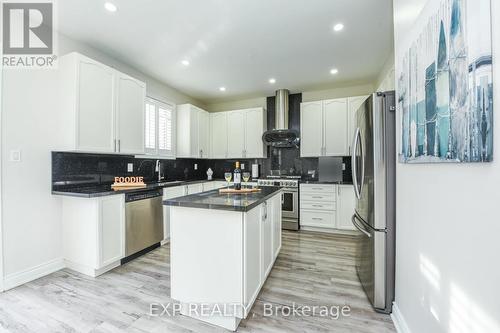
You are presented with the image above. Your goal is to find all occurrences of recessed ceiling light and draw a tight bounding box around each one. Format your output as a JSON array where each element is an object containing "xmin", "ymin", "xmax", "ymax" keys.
[
  {"xmin": 333, "ymin": 23, "xmax": 344, "ymax": 32},
  {"xmin": 269, "ymin": 78, "xmax": 276, "ymax": 84},
  {"xmin": 181, "ymin": 59, "xmax": 190, "ymax": 66},
  {"xmin": 219, "ymin": 87, "xmax": 226, "ymax": 92},
  {"xmin": 104, "ymin": 2, "xmax": 118, "ymax": 12},
  {"xmin": 330, "ymin": 68, "xmax": 339, "ymax": 75}
]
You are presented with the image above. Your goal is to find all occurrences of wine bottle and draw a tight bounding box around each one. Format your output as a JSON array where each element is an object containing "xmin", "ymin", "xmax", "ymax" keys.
[{"xmin": 234, "ymin": 161, "xmax": 242, "ymax": 190}]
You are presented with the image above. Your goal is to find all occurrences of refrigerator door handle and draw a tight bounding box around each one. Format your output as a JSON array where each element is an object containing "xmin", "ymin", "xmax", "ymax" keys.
[
  {"xmin": 351, "ymin": 128, "xmax": 363, "ymax": 199},
  {"xmin": 351, "ymin": 214, "xmax": 371, "ymax": 237},
  {"xmin": 355, "ymin": 211, "xmax": 387, "ymax": 233}
]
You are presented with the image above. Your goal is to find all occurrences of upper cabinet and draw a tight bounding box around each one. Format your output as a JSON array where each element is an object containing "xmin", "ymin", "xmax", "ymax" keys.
[
  {"xmin": 300, "ymin": 101, "xmax": 324, "ymax": 157},
  {"xmin": 214, "ymin": 107, "xmax": 266, "ymax": 159},
  {"xmin": 300, "ymin": 96, "xmax": 369, "ymax": 157},
  {"xmin": 210, "ymin": 112, "xmax": 228, "ymax": 159},
  {"xmin": 115, "ymin": 72, "xmax": 146, "ymax": 154},
  {"xmin": 244, "ymin": 108, "xmax": 266, "ymax": 158},
  {"xmin": 58, "ymin": 52, "xmax": 146, "ymax": 154},
  {"xmin": 176, "ymin": 104, "xmax": 209, "ymax": 158},
  {"xmin": 323, "ymin": 98, "xmax": 348, "ymax": 156}
]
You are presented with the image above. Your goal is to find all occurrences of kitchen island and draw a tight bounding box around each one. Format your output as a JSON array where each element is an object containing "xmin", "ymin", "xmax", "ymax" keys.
[{"xmin": 164, "ymin": 187, "xmax": 282, "ymax": 331}]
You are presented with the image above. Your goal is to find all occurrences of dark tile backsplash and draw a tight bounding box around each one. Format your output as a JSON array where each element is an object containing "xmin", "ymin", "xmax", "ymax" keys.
[{"xmin": 52, "ymin": 92, "xmax": 352, "ymax": 190}]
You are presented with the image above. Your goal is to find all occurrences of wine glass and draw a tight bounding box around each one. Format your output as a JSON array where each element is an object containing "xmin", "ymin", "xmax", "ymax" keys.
[
  {"xmin": 224, "ymin": 172, "xmax": 232, "ymax": 190},
  {"xmin": 242, "ymin": 172, "xmax": 250, "ymax": 189}
]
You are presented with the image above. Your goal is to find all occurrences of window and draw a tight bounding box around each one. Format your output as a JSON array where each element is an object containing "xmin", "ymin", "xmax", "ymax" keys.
[{"xmin": 144, "ymin": 97, "xmax": 175, "ymax": 157}]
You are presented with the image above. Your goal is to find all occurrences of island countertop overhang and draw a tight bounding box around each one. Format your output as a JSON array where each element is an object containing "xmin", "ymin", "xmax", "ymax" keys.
[{"xmin": 163, "ymin": 186, "xmax": 282, "ymax": 212}]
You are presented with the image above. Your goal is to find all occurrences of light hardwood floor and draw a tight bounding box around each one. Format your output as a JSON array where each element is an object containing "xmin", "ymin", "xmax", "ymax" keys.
[{"xmin": 0, "ymin": 231, "xmax": 395, "ymax": 332}]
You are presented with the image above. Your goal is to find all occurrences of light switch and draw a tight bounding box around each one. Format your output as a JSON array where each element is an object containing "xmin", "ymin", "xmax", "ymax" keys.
[
  {"xmin": 342, "ymin": 163, "xmax": 346, "ymax": 171},
  {"xmin": 9, "ymin": 150, "xmax": 21, "ymax": 162},
  {"xmin": 241, "ymin": 163, "xmax": 245, "ymax": 170},
  {"xmin": 127, "ymin": 163, "xmax": 134, "ymax": 172},
  {"xmin": 194, "ymin": 163, "xmax": 198, "ymax": 170}
]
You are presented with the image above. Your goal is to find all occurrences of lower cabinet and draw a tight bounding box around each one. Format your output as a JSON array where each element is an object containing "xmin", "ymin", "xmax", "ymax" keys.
[
  {"xmin": 187, "ymin": 183, "xmax": 204, "ymax": 194},
  {"xmin": 243, "ymin": 192, "xmax": 282, "ymax": 310},
  {"xmin": 337, "ymin": 185, "xmax": 356, "ymax": 230},
  {"xmin": 163, "ymin": 185, "xmax": 187, "ymax": 242},
  {"xmin": 62, "ymin": 194, "xmax": 125, "ymax": 277},
  {"xmin": 300, "ymin": 184, "xmax": 356, "ymax": 232}
]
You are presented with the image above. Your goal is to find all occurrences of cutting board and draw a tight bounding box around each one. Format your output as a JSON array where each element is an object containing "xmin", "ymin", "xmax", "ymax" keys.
[
  {"xmin": 219, "ymin": 188, "xmax": 261, "ymax": 194},
  {"xmin": 111, "ymin": 182, "xmax": 147, "ymax": 190}
]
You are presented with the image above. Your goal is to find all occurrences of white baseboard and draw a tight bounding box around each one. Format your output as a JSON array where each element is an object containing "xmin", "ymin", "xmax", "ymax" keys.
[
  {"xmin": 3, "ymin": 257, "xmax": 65, "ymax": 291},
  {"xmin": 391, "ymin": 302, "xmax": 411, "ymax": 333}
]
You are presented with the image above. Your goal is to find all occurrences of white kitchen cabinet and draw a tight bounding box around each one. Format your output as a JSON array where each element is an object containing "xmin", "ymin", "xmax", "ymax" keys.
[
  {"xmin": 163, "ymin": 185, "xmax": 187, "ymax": 242},
  {"xmin": 115, "ymin": 72, "xmax": 146, "ymax": 154},
  {"xmin": 221, "ymin": 108, "xmax": 266, "ymax": 159},
  {"xmin": 301, "ymin": 97, "xmax": 357, "ymax": 157},
  {"xmin": 269, "ymin": 193, "xmax": 282, "ymax": 260},
  {"xmin": 210, "ymin": 112, "xmax": 228, "ymax": 158},
  {"xmin": 336, "ymin": 185, "xmax": 356, "ymax": 231},
  {"xmin": 176, "ymin": 104, "xmax": 209, "ymax": 158},
  {"xmin": 227, "ymin": 110, "xmax": 246, "ymax": 158},
  {"xmin": 58, "ymin": 52, "xmax": 145, "ymax": 154},
  {"xmin": 300, "ymin": 101, "xmax": 323, "ymax": 157},
  {"xmin": 187, "ymin": 183, "xmax": 204, "ymax": 194},
  {"xmin": 323, "ymin": 98, "xmax": 348, "ymax": 156},
  {"xmin": 260, "ymin": 201, "xmax": 273, "ymax": 280},
  {"xmin": 62, "ymin": 194, "xmax": 125, "ymax": 277},
  {"xmin": 198, "ymin": 109, "xmax": 210, "ymax": 158},
  {"xmin": 347, "ymin": 95, "xmax": 369, "ymax": 155},
  {"xmin": 244, "ymin": 108, "xmax": 266, "ymax": 158},
  {"xmin": 300, "ymin": 183, "xmax": 357, "ymax": 232},
  {"xmin": 300, "ymin": 184, "xmax": 337, "ymax": 229}
]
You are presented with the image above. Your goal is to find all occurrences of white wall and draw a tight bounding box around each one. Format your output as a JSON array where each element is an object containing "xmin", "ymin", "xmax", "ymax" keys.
[
  {"xmin": 376, "ymin": 55, "xmax": 395, "ymax": 92},
  {"xmin": 205, "ymin": 96, "xmax": 266, "ymax": 112},
  {"xmin": 393, "ymin": 1, "xmax": 500, "ymax": 332},
  {"xmin": 205, "ymin": 83, "xmax": 376, "ymax": 112},
  {"xmin": 0, "ymin": 32, "xmax": 203, "ymax": 289}
]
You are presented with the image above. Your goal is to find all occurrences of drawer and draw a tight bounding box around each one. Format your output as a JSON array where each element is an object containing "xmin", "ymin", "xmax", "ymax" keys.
[
  {"xmin": 301, "ymin": 192, "xmax": 336, "ymax": 202},
  {"xmin": 300, "ymin": 210, "xmax": 336, "ymax": 228},
  {"xmin": 300, "ymin": 201, "xmax": 336, "ymax": 211},
  {"xmin": 300, "ymin": 184, "xmax": 336, "ymax": 193}
]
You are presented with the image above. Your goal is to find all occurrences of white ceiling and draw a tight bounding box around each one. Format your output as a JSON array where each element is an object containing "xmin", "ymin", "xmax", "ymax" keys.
[{"xmin": 58, "ymin": 0, "xmax": 394, "ymax": 103}]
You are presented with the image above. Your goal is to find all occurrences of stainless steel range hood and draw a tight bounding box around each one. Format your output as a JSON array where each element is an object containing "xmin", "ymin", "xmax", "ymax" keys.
[{"xmin": 262, "ymin": 89, "xmax": 300, "ymax": 148}]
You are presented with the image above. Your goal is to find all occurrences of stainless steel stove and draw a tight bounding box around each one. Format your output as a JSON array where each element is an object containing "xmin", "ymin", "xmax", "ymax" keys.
[{"xmin": 257, "ymin": 177, "xmax": 299, "ymax": 231}]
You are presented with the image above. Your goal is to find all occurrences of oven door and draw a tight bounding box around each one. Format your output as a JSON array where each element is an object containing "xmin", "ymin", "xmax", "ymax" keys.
[{"xmin": 281, "ymin": 188, "xmax": 298, "ymax": 219}]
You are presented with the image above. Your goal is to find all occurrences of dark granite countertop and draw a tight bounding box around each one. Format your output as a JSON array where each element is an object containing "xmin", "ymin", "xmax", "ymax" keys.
[
  {"xmin": 164, "ymin": 186, "xmax": 282, "ymax": 212},
  {"xmin": 52, "ymin": 179, "xmax": 226, "ymax": 198}
]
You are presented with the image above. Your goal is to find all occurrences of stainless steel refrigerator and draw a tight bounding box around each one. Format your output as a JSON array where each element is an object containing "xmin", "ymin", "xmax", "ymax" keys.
[{"xmin": 350, "ymin": 91, "xmax": 396, "ymax": 314}]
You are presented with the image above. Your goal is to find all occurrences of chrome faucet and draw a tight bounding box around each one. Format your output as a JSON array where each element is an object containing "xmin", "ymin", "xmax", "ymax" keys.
[{"xmin": 155, "ymin": 160, "xmax": 164, "ymax": 182}]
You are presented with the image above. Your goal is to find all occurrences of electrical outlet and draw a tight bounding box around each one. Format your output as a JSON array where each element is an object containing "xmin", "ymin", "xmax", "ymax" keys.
[
  {"xmin": 194, "ymin": 163, "xmax": 198, "ymax": 170},
  {"xmin": 9, "ymin": 150, "xmax": 21, "ymax": 162},
  {"xmin": 241, "ymin": 163, "xmax": 245, "ymax": 170},
  {"xmin": 342, "ymin": 163, "xmax": 346, "ymax": 171},
  {"xmin": 127, "ymin": 163, "xmax": 134, "ymax": 172}
]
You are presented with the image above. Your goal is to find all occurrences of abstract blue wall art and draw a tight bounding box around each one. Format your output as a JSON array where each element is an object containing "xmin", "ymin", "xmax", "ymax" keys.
[{"xmin": 398, "ymin": 0, "xmax": 493, "ymax": 163}]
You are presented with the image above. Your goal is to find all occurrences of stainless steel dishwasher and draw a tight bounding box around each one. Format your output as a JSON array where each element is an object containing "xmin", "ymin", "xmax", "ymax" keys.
[{"xmin": 125, "ymin": 188, "xmax": 164, "ymax": 257}]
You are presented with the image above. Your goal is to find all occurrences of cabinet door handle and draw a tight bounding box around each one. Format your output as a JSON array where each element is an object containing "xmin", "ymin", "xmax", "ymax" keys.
[
  {"xmin": 118, "ymin": 140, "xmax": 121, "ymax": 152},
  {"xmin": 114, "ymin": 139, "xmax": 117, "ymax": 152},
  {"xmin": 312, "ymin": 217, "xmax": 323, "ymax": 221},
  {"xmin": 312, "ymin": 188, "xmax": 323, "ymax": 190},
  {"xmin": 312, "ymin": 196, "xmax": 323, "ymax": 199},
  {"xmin": 312, "ymin": 205, "xmax": 323, "ymax": 207}
]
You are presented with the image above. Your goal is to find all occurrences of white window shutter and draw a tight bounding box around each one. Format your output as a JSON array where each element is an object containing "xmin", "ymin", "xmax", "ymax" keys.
[{"xmin": 144, "ymin": 97, "xmax": 175, "ymax": 158}]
